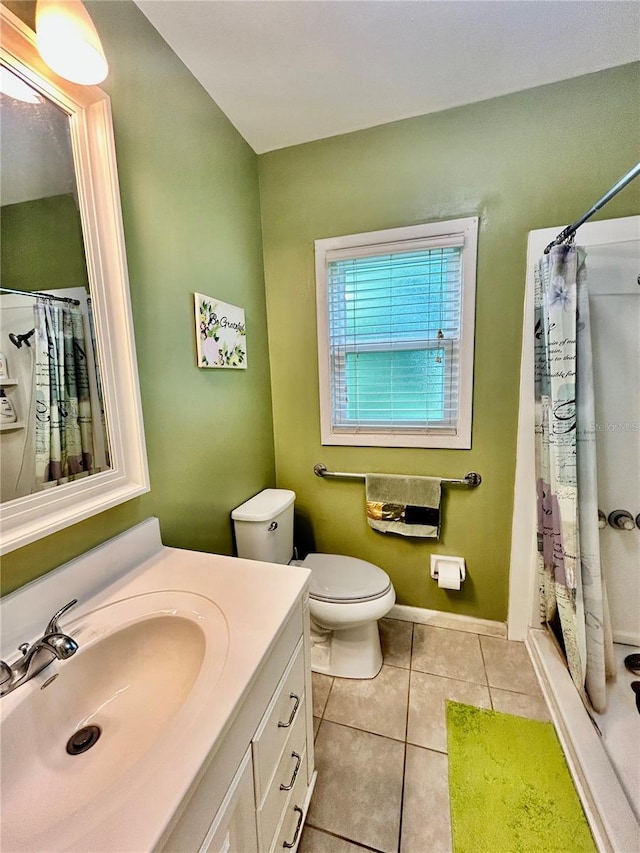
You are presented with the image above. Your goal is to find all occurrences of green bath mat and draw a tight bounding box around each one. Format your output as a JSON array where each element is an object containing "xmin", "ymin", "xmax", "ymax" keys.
[{"xmin": 446, "ymin": 702, "xmax": 596, "ymax": 853}]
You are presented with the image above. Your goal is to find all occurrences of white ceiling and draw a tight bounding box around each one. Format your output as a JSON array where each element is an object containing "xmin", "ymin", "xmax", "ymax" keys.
[{"xmin": 135, "ymin": 1, "xmax": 639, "ymax": 154}]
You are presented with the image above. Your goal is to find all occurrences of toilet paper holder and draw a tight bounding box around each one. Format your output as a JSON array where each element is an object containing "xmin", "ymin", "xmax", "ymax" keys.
[{"xmin": 430, "ymin": 555, "xmax": 466, "ymax": 583}]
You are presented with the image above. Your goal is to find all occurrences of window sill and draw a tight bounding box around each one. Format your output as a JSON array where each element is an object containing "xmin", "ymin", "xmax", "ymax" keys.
[{"xmin": 321, "ymin": 429, "xmax": 471, "ymax": 450}]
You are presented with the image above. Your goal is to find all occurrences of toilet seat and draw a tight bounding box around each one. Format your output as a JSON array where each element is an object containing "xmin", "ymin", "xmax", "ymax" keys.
[{"xmin": 301, "ymin": 553, "xmax": 392, "ymax": 604}]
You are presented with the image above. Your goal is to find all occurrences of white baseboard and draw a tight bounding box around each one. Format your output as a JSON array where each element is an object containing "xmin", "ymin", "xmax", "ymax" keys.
[{"xmin": 387, "ymin": 604, "xmax": 507, "ymax": 638}]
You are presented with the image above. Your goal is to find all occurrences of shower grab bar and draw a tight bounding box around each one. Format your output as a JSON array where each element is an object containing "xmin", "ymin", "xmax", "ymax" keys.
[{"xmin": 313, "ymin": 463, "xmax": 481, "ymax": 487}]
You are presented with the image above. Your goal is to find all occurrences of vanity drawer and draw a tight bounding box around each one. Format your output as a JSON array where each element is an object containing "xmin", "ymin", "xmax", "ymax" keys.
[
  {"xmin": 256, "ymin": 702, "xmax": 308, "ymax": 851},
  {"xmin": 269, "ymin": 749, "xmax": 309, "ymax": 853},
  {"xmin": 253, "ymin": 638, "xmax": 305, "ymax": 803}
]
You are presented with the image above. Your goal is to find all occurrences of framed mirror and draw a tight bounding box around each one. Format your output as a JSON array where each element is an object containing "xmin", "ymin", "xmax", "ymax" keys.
[{"xmin": 0, "ymin": 7, "xmax": 149, "ymax": 554}]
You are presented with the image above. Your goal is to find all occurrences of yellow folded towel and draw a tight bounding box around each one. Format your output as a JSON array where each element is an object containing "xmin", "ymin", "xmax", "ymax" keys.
[{"xmin": 365, "ymin": 473, "xmax": 442, "ymax": 538}]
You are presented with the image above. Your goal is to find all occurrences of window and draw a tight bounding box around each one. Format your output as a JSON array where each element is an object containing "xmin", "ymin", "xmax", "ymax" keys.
[{"xmin": 315, "ymin": 217, "xmax": 478, "ymax": 448}]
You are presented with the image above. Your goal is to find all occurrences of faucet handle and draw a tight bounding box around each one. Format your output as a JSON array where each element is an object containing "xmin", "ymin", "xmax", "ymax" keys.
[{"xmin": 45, "ymin": 599, "xmax": 78, "ymax": 635}]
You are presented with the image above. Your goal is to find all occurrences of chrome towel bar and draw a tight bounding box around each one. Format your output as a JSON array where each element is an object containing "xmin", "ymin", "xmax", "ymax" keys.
[{"xmin": 313, "ymin": 463, "xmax": 481, "ymax": 487}]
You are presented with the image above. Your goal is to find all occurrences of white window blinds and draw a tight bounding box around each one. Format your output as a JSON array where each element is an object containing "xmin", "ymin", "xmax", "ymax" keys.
[
  {"xmin": 327, "ymin": 239, "xmax": 463, "ymax": 433},
  {"xmin": 316, "ymin": 218, "xmax": 477, "ymax": 449}
]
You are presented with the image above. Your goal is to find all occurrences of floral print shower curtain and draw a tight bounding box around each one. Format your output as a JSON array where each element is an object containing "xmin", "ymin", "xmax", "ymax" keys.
[
  {"xmin": 534, "ymin": 245, "xmax": 614, "ymax": 713},
  {"xmin": 34, "ymin": 299, "xmax": 95, "ymax": 487}
]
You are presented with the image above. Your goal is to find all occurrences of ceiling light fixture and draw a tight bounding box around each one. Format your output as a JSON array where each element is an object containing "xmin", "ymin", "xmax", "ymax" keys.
[{"xmin": 35, "ymin": 0, "xmax": 108, "ymax": 85}]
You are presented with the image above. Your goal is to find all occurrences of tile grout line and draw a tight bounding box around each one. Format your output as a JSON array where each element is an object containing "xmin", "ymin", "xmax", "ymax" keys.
[
  {"xmin": 409, "ymin": 668, "xmax": 491, "ymax": 690},
  {"xmin": 405, "ymin": 741, "xmax": 449, "ymax": 757},
  {"xmin": 396, "ymin": 621, "xmax": 416, "ymax": 853},
  {"xmin": 477, "ymin": 633, "xmax": 495, "ymax": 709},
  {"xmin": 381, "ymin": 661, "xmax": 412, "ymax": 672},
  {"xmin": 305, "ymin": 825, "xmax": 386, "ymax": 853},
  {"xmin": 408, "ymin": 620, "xmax": 415, "ymax": 674},
  {"xmin": 318, "ymin": 717, "xmax": 409, "ymax": 744},
  {"xmin": 397, "ymin": 739, "xmax": 408, "ymax": 853},
  {"xmin": 321, "ymin": 676, "xmax": 334, "ymax": 719}
]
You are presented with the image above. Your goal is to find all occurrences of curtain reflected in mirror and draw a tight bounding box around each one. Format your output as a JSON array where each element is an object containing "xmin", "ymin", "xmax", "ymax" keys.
[{"xmin": 0, "ymin": 66, "xmax": 111, "ymax": 503}]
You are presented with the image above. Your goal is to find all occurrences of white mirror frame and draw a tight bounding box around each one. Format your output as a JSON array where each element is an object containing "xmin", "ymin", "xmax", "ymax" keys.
[{"xmin": 0, "ymin": 8, "xmax": 149, "ymax": 555}]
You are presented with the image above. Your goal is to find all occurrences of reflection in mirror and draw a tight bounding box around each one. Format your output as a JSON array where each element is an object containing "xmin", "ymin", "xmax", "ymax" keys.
[
  {"xmin": 0, "ymin": 7, "xmax": 149, "ymax": 555},
  {"xmin": 1, "ymin": 67, "xmax": 111, "ymax": 503}
]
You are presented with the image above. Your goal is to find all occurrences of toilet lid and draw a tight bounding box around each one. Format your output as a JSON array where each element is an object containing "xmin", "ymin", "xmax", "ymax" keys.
[{"xmin": 302, "ymin": 553, "xmax": 392, "ymax": 603}]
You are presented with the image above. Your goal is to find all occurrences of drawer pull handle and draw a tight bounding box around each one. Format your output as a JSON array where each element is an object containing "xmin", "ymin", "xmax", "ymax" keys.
[
  {"xmin": 280, "ymin": 751, "xmax": 302, "ymax": 791},
  {"xmin": 278, "ymin": 692, "xmax": 300, "ymax": 728},
  {"xmin": 282, "ymin": 806, "xmax": 304, "ymax": 849}
]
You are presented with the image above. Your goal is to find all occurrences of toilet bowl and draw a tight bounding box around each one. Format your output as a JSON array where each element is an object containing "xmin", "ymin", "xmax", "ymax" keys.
[
  {"xmin": 231, "ymin": 489, "xmax": 395, "ymax": 679},
  {"xmin": 300, "ymin": 553, "xmax": 395, "ymax": 678}
]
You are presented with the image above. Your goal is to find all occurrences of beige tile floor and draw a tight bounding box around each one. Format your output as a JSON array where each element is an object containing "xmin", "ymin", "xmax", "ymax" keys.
[{"xmin": 300, "ymin": 618, "xmax": 550, "ymax": 853}]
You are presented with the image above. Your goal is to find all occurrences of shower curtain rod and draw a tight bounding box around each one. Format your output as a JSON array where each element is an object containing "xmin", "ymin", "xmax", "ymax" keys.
[
  {"xmin": 543, "ymin": 162, "xmax": 640, "ymax": 254},
  {"xmin": 0, "ymin": 287, "xmax": 81, "ymax": 306}
]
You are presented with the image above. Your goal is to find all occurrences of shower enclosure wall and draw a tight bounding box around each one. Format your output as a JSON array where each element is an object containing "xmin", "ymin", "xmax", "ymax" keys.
[{"xmin": 509, "ymin": 215, "xmax": 640, "ymax": 852}]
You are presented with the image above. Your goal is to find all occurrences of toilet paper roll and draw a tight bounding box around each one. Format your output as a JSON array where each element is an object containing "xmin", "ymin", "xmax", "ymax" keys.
[{"xmin": 437, "ymin": 561, "xmax": 462, "ymax": 590}]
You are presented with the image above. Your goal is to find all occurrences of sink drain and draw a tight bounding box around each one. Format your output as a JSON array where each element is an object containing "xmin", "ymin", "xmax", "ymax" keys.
[{"xmin": 66, "ymin": 725, "xmax": 101, "ymax": 755}]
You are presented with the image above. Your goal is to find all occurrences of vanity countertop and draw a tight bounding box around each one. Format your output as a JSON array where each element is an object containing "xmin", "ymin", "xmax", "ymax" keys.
[{"xmin": 0, "ymin": 519, "xmax": 311, "ymax": 852}]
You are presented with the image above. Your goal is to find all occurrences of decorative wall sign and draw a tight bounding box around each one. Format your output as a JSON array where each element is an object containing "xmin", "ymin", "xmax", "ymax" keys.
[{"xmin": 194, "ymin": 293, "xmax": 247, "ymax": 369}]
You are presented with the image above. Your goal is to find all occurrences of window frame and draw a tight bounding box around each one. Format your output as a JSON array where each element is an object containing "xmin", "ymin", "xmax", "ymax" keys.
[{"xmin": 315, "ymin": 217, "xmax": 478, "ymax": 449}]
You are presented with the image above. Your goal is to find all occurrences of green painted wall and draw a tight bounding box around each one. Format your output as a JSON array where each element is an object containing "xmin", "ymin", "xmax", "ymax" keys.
[
  {"xmin": 258, "ymin": 63, "xmax": 640, "ymax": 622},
  {"xmin": 1, "ymin": 194, "xmax": 88, "ymax": 291},
  {"xmin": 1, "ymin": 1, "xmax": 275, "ymax": 595}
]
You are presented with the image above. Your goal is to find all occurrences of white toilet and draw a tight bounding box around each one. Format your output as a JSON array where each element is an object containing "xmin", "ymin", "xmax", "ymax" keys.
[{"xmin": 231, "ymin": 488, "xmax": 395, "ymax": 679}]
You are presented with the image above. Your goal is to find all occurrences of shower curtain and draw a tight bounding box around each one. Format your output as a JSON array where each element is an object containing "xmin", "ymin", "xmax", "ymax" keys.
[
  {"xmin": 534, "ymin": 244, "xmax": 614, "ymax": 713},
  {"xmin": 34, "ymin": 299, "xmax": 95, "ymax": 487}
]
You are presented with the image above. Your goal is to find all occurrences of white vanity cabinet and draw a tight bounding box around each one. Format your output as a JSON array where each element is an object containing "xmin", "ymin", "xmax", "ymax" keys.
[
  {"xmin": 161, "ymin": 600, "xmax": 317, "ymax": 853},
  {"xmin": 0, "ymin": 521, "xmax": 316, "ymax": 852}
]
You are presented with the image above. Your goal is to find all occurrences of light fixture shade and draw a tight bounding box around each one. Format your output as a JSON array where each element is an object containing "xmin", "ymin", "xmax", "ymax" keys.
[{"xmin": 36, "ymin": 0, "xmax": 108, "ymax": 85}]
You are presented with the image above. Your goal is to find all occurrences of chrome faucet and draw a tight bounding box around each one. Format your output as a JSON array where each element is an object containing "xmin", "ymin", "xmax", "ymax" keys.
[{"xmin": 0, "ymin": 600, "xmax": 79, "ymax": 697}]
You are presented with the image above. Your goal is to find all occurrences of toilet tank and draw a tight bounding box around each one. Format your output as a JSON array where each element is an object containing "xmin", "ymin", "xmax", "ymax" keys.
[{"xmin": 231, "ymin": 489, "xmax": 295, "ymax": 565}]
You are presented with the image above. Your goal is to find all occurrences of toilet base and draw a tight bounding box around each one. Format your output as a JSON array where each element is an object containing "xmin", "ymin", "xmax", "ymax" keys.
[{"xmin": 310, "ymin": 619, "xmax": 383, "ymax": 679}]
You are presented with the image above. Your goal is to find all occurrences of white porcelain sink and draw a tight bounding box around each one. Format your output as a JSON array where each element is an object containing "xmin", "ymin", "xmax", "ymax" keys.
[{"xmin": 0, "ymin": 590, "xmax": 228, "ymax": 850}]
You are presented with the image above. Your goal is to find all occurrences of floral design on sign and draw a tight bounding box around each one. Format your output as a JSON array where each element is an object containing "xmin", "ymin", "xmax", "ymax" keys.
[{"xmin": 194, "ymin": 293, "xmax": 246, "ymax": 369}]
